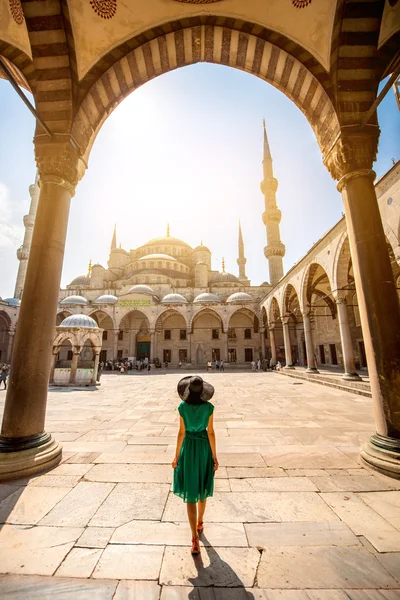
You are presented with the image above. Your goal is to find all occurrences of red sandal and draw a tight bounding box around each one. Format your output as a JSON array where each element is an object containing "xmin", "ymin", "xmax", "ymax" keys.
[
  {"xmin": 191, "ymin": 536, "xmax": 200, "ymax": 555},
  {"xmin": 197, "ymin": 521, "xmax": 204, "ymax": 533}
]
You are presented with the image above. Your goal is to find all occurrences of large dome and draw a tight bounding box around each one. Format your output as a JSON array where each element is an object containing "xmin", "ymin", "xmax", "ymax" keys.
[
  {"xmin": 193, "ymin": 245, "xmax": 211, "ymax": 253},
  {"xmin": 193, "ymin": 292, "xmax": 221, "ymax": 303},
  {"xmin": 211, "ymin": 272, "xmax": 240, "ymax": 284},
  {"xmin": 69, "ymin": 275, "xmax": 90, "ymax": 286},
  {"xmin": 161, "ymin": 293, "xmax": 188, "ymax": 304},
  {"xmin": 144, "ymin": 236, "xmax": 191, "ymax": 248},
  {"xmin": 60, "ymin": 295, "xmax": 89, "ymax": 306},
  {"xmin": 226, "ymin": 292, "xmax": 253, "ymax": 303},
  {"xmin": 59, "ymin": 314, "xmax": 98, "ymax": 328}
]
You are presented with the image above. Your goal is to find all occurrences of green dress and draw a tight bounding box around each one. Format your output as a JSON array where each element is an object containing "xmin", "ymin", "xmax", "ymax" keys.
[{"xmin": 173, "ymin": 401, "xmax": 215, "ymax": 503}]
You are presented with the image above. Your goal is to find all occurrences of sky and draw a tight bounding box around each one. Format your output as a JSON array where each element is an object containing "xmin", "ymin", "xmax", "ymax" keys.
[{"xmin": 0, "ymin": 63, "xmax": 399, "ymax": 299}]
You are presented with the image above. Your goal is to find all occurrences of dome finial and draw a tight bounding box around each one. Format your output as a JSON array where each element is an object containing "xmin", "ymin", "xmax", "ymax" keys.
[
  {"xmin": 88, "ymin": 259, "xmax": 92, "ymax": 276},
  {"xmin": 166, "ymin": 223, "xmax": 170, "ymax": 237},
  {"xmin": 222, "ymin": 257, "xmax": 225, "ymax": 273}
]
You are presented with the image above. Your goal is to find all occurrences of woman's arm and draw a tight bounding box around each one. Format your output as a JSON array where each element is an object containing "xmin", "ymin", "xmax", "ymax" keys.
[
  {"xmin": 172, "ymin": 415, "xmax": 185, "ymax": 469},
  {"xmin": 207, "ymin": 413, "xmax": 219, "ymax": 471}
]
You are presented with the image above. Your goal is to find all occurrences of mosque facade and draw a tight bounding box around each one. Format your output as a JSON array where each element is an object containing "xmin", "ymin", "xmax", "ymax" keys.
[{"xmin": 1, "ymin": 130, "xmax": 399, "ymax": 372}]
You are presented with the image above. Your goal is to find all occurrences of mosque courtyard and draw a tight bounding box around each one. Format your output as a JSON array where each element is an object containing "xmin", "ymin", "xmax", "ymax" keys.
[{"xmin": 0, "ymin": 371, "xmax": 399, "ymax": 599}]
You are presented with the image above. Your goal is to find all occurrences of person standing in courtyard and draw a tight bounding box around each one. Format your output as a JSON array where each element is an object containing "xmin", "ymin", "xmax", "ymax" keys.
[
  {"xmin": 172, "ymin": 376, "xmax": 218, "ymax": 555},
  {"xmin": 0, "ymin": 364, "xmax": 9, "ymax": 389}
]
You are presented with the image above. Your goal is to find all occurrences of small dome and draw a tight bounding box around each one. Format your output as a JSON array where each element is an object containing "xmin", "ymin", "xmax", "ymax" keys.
[
  {"xmin": 261, "ymin": 281, "xmax": 270, "ymax": 286},
  {"xmin": 193, "ymin": 245, "xmax": 211, "ymax": 253},
  {"xmin": 195, "ymin": 261, "xmax": 208, "ymax": 267},
  {"xmin": 4, "ymin": 298, "xmax": 21, "ymax": 307},
  {"xmin": 60, "ymin": 295, "xmax": 89, "ymax": 306},
  {"xmin": 211, "ymin": 272, "xmax": 240, "ymax": 284},
  {"xmin": 92, "ymin": 263, "xmax": 104, "ymax": 269},
  {"xmin": 69, "ymin": 275, "xmax": 90, "ymax": 286},
  {"xmin": 226, "ymin": 292, "xmax": 253, "ymax": 303},
  {"xmin": 94, "ymin": 294, "xmax": 118, "ymax": 305},
  {"xmin": 59, "ymin": 314, "xmax": 98, "ymax": 328},
  {"xmin": 193, "ymin": 292, "xmax": 221, "ymax": 303},
  {"xmin": 161, "ymin": 293, "xmax": 188, "ymax": 304},
  {"xmin": 139, "ymin": 253, "xmax": 177, "ymax": 261},
  {"xmin": 127, "ymin": 284, "xmax": 156, "ymax": 296}
]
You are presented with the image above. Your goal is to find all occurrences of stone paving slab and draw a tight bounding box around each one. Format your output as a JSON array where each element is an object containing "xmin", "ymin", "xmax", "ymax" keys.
[
  {"xmin": 261, "ymin": 446, "xmax": 359, "ymax": 469},
  {"xmin": 39, "ymin": 482, "xmax": 115, "ymax": 527},
  {"xmin": 244, "ymin": 521, "xmax": 360, "ymax": 547},
  {"xmin": 0, "ymin": 486, "xmax": 72, "ymax": 525},
  {"xmin": 92, "ymin": 544, "xmax": 164, "ymax": 579},
  {"xmin": 76, "ymin": 527, "xmax": 115, "ymax": 549},
  {"xmin": 229, "ymin": 476, "xmax": 318, "ymax": 492},
  {"xmin": 89, "ymin": 482, "xmax": 170, "ymax": 527},
  {"xmin": 0, "ymin": 575, "xmax": 118, "ymax": 599},
  {"xmin": 114, "ymin": 580, "xmax": 161, "ymax": 599},
  {"xmin": 55, "ymin": 547, "xmax": 103, "ymax": 578},
  {"xmin": 257, "ymin": 546, "xmax": 399, "ymax": 589},
  {"xmin": 0, "ymin": 525, "xmax": 83, "ymax": 575},
  {"xmin": 160, "ymin": 546, "xmax": 260, "ymax": 587}
]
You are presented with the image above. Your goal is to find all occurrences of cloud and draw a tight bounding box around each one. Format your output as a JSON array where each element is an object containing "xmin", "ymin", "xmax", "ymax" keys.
[{"xmin": 0, "ymin": 182, "xmax": 24, "ymax": 248}]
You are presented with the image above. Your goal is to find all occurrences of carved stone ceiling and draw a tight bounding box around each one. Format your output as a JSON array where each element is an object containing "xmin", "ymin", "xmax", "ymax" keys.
[{"xmin": 67, "ymin": 0, "xmax": 337, "ymax": 79}]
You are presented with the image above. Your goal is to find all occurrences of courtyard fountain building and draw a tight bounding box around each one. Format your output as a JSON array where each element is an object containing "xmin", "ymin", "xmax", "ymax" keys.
[{"xmin": 1, "ymin": 131, "xmax": 399, "ymax": 372}]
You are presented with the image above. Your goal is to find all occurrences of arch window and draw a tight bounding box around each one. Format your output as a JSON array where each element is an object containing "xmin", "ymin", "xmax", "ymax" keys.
[
  {"xmin": 176, "ymin": 280, "xmax": 180, "ymax": 287},
  {"xmin": 173, "ymin": 264, "xmax": 177, "ymax": 271},
  {"xmin": 166, "ymin": 262, "xmax": 170, "ymax": 269},
  {"xmin": 180, "ymin": 265, "xmax": 184, "ymax": 272},
  {"xmin": 244, "ymin": 328, "xmax": 252, "ymax": 339}
]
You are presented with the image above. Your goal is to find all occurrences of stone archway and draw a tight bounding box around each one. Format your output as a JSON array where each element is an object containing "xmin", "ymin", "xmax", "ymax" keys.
[
  {"xmin": 155, "ymin": 309, "xmax": 189, "ymax": 365},
  {"xmin": 0, "ymin": 311, "xmax": 13, "ymax": 364},
  {"xmin": 72, "ymin": 23, "xmax": 340, "ymax": 165},
  {"xmin": 119, "ymin": 310, "xmax": 151, "ymax": 360},
  {"xmin": 191, "ymin": 308, "xmax": 224, "ymax": 365},
  {"xmin": 2, "ymin": 6, "xmax": 400, "ymax": 480}
]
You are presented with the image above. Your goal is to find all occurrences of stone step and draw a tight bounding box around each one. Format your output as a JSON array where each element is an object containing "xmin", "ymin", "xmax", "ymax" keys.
[{"xmin": 277, "ymin": 369, "xmax": 372, "ymax": 397}]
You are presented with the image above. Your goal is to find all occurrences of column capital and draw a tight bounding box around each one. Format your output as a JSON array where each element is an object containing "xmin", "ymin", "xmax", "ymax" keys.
[
  {"xmin": 268, "ymin": 324, "xmax": 275, "ymax": 331},
  {"xmin": 34, "ymin": 134, "xmax": 84, "ymax": 196},
  {"xmin": 335, "ymin": 295, "xmax": 348, "ymax": 305},
  {"xmin": 323, "ymin": 125, "xmax": 379, "ymax": 184}
]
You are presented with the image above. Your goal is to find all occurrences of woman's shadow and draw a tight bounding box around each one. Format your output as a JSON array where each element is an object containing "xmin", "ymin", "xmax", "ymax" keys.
[{"xmin": 187, "ymin": 533, "xmax": 256, "ymax": 599}]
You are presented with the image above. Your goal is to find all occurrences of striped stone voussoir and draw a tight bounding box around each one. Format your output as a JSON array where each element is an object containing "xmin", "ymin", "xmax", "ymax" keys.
[{"xmin": 72, "ymin": 23, "xmax": 340, "ymax": 163}]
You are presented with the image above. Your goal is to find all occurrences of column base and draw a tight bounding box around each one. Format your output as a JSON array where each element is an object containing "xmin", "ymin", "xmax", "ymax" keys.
[
  {"xmin": 284, "ymin": 365, "xmax": 295, "ymax": 370},
  {"xmin": 306, "ymin": 367, "xmax": 319, "ymax": 374},
  {"xmin": 360, "ymin": 434, "xmax": 400, "ymax": 480},
  {"xmin": 342, "ymin": 372, "xmax": 361, "ymax": 381},
  {"xmin": 0, "ymin": 433, "xmax": 62, "ymax": 482}
]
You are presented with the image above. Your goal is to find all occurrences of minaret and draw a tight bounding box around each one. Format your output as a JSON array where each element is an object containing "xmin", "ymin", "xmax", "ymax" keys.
[
  {"xmin": 237, "ymin": 220, "xmax": 248, "ymax": 280},
  {"xmin": 110, "ymin": 224, "xmax": 117, "ymax": 252},
  {"xmin": 261, "ymin": 119, "xmax": 285, "ymax": 286},
  {"xmin": 14, "ymin": 173, "xmax": 40, "ymax": 299}
]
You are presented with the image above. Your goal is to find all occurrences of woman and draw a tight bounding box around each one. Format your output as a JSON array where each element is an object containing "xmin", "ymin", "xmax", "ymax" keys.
[{"xmin": 172, "ymin": 375, "xmax": 218, "ymax": 555}]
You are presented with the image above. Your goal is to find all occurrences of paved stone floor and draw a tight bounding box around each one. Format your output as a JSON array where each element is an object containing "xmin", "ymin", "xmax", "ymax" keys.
[{"xmin": 0, "ymin": 371, "xmax": 400, "ymax": 599}]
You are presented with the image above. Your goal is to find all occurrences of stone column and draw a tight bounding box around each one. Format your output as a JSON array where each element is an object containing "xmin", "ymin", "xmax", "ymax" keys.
[
  {"xmin": 113, "ymin": 330, "xmax": 119, "ymax": 360},
  {"xmin": 259, "ymin": 327, "xmax": 265, "ymax": 360},
  {"xmin": 303, "ymin": 312, "xmax": 318, "ymax": 373},
  {"xmin": 324, "ymin": 127, "xmax": 400, "ymax": 478},
  {"xmin": 6, "ymin": 332, "xmax": 15, "ymax": 364},
  {"xmin": 336, "ymin": 297, "xmax": 360, "ymax": 381},
  {"xmin": 0, "ymin": 135, "xmax": 81, "ymax": 481},
  {"xmin": 150, "ymin": 331, "xmax": 155, "ymax": 361},
  {"xmin": 92, "ymin": 352, "xmax": 100, "ymax": 385},
  {"xmin": 269, "ymin": 326, "xmax": 277, "ymax": 365},
  {"xmin": 129, "ymin": 329, "xmax": 138, "ymax": 357},
  {"xmin": 49, "ymin": 351, "xmax": 59, "ymax": 384},
  {"xmin": 281, "ymin": 317, "xmax": 294, "ymax": 369},
  {"xmin": 187, "ymin": 332, "xmax": 192, "ymax": 363},
  {"xmin": 222, "ymin": 332, "xmax": 228, "ymax": 362},
  {"xmin": 69, "ymin": 350, "xmax": 80, "ymax": 384}
]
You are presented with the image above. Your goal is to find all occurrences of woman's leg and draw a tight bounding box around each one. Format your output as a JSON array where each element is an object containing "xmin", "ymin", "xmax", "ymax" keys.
[
  {"xmin": 186, "ymin": 503, "xmax": 198, "ymax": 539},
  {"xmin": 197, "ymin": 499, "xmax": 206, "ymax": 524}
]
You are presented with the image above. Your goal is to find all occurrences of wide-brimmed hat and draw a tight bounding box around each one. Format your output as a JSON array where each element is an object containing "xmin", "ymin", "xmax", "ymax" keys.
[{"xmin": 177, "ymin": 375, "xmax": 214, "ymax": 402}]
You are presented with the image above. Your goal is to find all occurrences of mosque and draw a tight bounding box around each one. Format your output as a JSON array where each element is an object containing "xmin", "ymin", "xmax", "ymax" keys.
[{"xmin": 1, "ymin": 126, "xmax": 399, "ymax": 372}]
